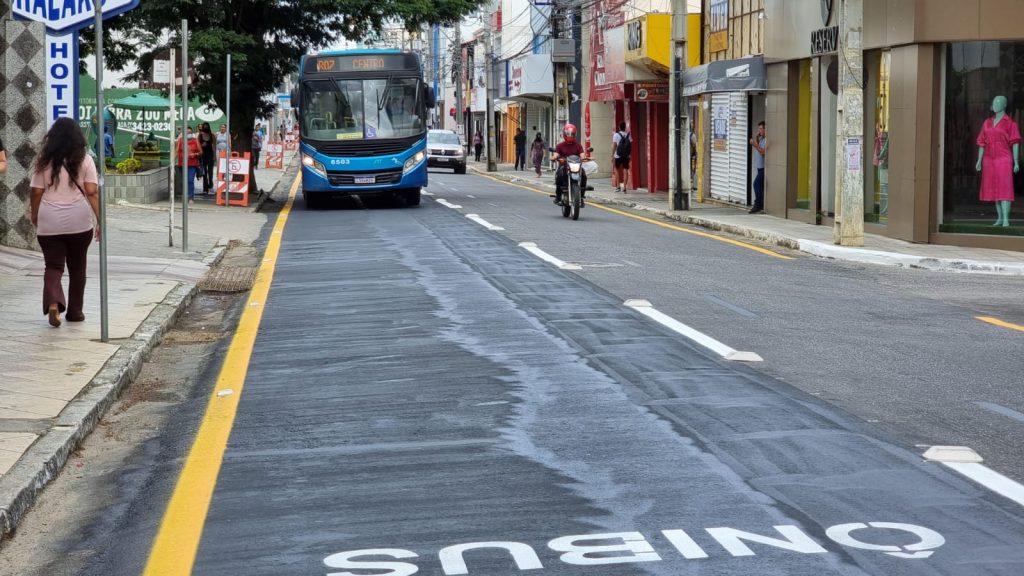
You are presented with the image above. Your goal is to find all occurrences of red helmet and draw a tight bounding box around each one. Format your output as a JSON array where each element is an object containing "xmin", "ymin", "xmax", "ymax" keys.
[{"xmin": 562, "ymin": 123, "xmax": 577, "ymax": 143}]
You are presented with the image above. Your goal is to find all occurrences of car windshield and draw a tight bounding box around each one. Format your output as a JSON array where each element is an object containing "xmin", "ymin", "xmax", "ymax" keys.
[
  {"xmin": 301, "ymin": 77, "xmax": 424, "ymax": 141},
  {"xmin": 428, "ymin": 131, "xmax": 461, "ymax": 145}
]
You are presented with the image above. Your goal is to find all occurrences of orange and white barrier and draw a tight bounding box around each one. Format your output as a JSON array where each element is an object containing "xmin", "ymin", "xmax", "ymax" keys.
[
  {"xmin": 264, "ymin": 142, "xmax": 284, "ymax": 169},
  {"xmin": 216, "ymin": 152, "xmax": 251, "ymax": 207}
]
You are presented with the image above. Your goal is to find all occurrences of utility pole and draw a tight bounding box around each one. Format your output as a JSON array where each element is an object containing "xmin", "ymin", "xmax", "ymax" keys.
[
  {"xmin": 485, "ymin": 27, "xmax": 497, "ymax": 171},
  {"xmin": 669, "ymin": 0, "xmax": 690, "ymax": 210},
  {"xmin": 833, "ymin": 0, "xmax": 864, "ymax": 246},
  {"xmin": 454, "ymin": 40, "xmax": 464, "ymax": 142}
]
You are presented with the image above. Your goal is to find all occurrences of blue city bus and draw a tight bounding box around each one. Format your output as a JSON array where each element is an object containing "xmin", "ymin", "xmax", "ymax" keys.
[{"xmin": 293, "ymin": 50, "xmax": 435, "ymax": 207}]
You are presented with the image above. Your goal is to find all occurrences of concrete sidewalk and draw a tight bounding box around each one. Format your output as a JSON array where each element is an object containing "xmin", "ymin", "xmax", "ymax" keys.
[
  {"xmin": 0, "ymin": 153, "xmax": 297, "ymax": 537},
  {"xmin": 472, "ymin": 161, "xmax": 1024, "ymax": 275}
]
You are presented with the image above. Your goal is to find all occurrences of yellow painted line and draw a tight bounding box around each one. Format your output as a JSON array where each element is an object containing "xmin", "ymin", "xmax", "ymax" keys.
[
  {"xmin": 976, "ymin": 316, "xmax": 1024, "ymax": 333},
  {"xmin": 475, "ymin": 171, "xmax": 792, "ymax": 260},
  {"xmin": 143, "ymin": 174, "xmax": 300, "ymax": 576}
]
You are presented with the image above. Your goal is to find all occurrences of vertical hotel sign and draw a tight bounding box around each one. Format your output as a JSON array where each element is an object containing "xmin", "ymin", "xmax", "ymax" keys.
[
  {"xmin": 708, "ymin": 0, "xmax": 728, "ymax": 53},
  {"xmin": 12, "ymin": 0, "xmax": 141, "ymax": 127}
]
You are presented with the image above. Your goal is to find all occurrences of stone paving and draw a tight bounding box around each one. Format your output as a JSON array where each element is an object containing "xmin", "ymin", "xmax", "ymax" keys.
[{"xmin": 0, "ymin": 152, "xmax": 295, "ymax": 535}]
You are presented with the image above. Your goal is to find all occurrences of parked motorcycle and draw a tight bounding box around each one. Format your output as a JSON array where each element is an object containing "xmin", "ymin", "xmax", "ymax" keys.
[{"xmin": 550, "ymin": 148, "xmax": 597, "ymax": 221}]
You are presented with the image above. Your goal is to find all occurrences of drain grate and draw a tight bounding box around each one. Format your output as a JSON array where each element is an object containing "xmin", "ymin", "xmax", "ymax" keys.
[
  {"xmin": 198, "ymin": 266, "xmax": 258, "ymax": 292},
  {"xmin": 163, "ymin": 329, "xmax": 226, "ymax": 344}
]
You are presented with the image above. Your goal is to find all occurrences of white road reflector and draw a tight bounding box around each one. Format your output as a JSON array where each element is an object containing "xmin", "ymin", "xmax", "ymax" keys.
[
  {"xmin": 436, "ymin": 198, "xmax": 462, "ymax": 209},
  {"xmin": 923, "ymin": 446, "xmax": 983, "ymax": 463},
  {"xmin": 924, "ymin": 445, "xmax": 1024, "ymax": 508},
  {"xmin": 519, "ymin": 242, "xmax": 582, "ymax": 270},
  {"xmin": 624, "ymin": 300, "xmax": 763, "ymax": 362},
  {"xmin": 217, "ymin": 389, "xmax": 234, "ymax": 397},
  {"xmin": 466, "ymin": 214, "xmax": 504, "ymax": 231}
]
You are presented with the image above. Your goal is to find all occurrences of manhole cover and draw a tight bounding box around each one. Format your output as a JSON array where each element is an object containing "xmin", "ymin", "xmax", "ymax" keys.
[
  {"xmin": 163, "ymin": 329, "xmax": 226, "ymax": 344},
  {"xmin": 198, "ymin": 266, "xmax": 258, "ymax": 292}
]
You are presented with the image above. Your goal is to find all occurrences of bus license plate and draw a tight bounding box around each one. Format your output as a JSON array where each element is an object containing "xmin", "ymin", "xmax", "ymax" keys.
[{"xmin": 354, "ymin": 176, "xmax": 375, "ymax": 184}]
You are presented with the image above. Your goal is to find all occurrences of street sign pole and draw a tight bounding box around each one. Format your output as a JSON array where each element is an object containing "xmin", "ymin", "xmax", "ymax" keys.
[
  {"xmin": 94, "ymin": 0, "xmax": 109, "ymax": 342},
  {"xmin": 168, "ymin": 49, "xmax": 176, "ymax": 248},
  {"xmin": 225, "ymin": 53, "xmax": 232, "ymax": 209},
  {"xmin": 181, "ymin": 20, "xmax": 189, "ymax": 251}
]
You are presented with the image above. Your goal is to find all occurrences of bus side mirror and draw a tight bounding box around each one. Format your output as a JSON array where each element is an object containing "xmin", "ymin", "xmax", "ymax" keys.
[
  {"xmin": 425, "ymin": 87, "xmax": 436, "ymax": 109},
  {"xmin": 290, "ymin": 87, "xmax": 299, "ymax": 112}
]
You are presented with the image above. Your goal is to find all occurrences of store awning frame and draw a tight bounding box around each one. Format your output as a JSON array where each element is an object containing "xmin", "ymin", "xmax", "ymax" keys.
[{"xmin": 682, "ymin": 56, "xmax": 766, "ymax": 97}]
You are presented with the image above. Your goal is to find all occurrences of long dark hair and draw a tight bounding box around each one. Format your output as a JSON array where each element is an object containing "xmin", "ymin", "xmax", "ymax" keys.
[{"xmin": 35, "ymin": 117, "xmax": 87, "ymax": 186}]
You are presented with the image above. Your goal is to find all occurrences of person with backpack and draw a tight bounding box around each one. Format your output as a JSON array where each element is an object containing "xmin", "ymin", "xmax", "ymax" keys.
[{"xmin": 613, "ymin": 122, "xmax": 631, "ymax": 193}]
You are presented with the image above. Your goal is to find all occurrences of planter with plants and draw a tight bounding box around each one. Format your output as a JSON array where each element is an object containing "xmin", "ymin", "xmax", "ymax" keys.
[{"xmin": 105, "ymin": 158, "xmax": 169, "ymax": 204}]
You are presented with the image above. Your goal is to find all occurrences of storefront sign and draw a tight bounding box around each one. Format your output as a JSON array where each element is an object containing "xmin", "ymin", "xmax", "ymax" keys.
[
  {"xmin": 45, "ymin": 33, "xmax": 77, "ymax": 124},
  {"xmin": 712, "ymin": 104, "xmax": 729, "ymax": 152},
  {"xmin": 626, "ymin": 19, "xmax": 643, "ymax": 52},
  {"xmin": 709, "ymin": 0, "xmax": 729, "ymax": 53},
  {"xmin": 635, "ymin": 81, "xmax": 669, "ymax": 102},
  {"xmin": 507, "ymin": 54, "xmax": 553, "ymax": 99},
  {"xmin": 15, "ymin": 0, "xmax": 140, "ymax": 128},
  {"xmin": 811, "ymin": 26, "xmax": 839, "ymax": 55},
  {"xmin": 624, "ymin": 14, "xmax": 671, "ymax": 75}
]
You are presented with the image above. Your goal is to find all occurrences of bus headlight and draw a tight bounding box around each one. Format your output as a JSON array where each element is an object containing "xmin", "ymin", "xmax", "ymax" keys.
[
  {"xmin": 403, "ymin": 151, "xmax": 425, "ymax": 174},
  {"xmin": 302, "ymin": 153, "xmax": 327, "ymax": 177}
]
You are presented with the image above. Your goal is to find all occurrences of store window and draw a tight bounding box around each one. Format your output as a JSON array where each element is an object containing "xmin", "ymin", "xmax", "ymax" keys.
[
  {"xmin": 865, "ymin": 50, "xmax": 890, "ymax": 224},
  {"xmin": 941, "ymin": 42, "xmax": 1024, "ymax": 236}
]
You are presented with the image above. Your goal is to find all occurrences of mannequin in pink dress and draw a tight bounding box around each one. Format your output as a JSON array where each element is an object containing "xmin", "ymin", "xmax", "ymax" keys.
[{"xmin": 975, "ymin": 95, "xmax": 1020, "ymax": 227}]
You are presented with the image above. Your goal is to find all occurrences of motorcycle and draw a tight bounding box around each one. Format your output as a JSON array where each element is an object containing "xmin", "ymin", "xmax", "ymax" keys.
[{"xmin": 550, "ymin": 148, "xmax": 597, "ymax": 221}]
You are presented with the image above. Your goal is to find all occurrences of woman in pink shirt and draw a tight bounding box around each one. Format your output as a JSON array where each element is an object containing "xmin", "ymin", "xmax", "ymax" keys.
[{"xmin": 29, "ymin": 117, "xmax": 101, "ymax": 327}]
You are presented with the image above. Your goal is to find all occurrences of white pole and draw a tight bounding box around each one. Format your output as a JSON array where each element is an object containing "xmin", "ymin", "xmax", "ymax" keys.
[
  {"xmin": 94, "ymin": 0, "xmax": 109, "ymax": 342},
  {"xmin": 225, "ymin": 53, "xmax": 232, "ymax": 208},
  {"xmin": 168, "ymin": 48, "xmax": 176, "ymax": 248},
  {"xmin": 181, "ymin": 20, "xmax": 189, "ymax": 251}
]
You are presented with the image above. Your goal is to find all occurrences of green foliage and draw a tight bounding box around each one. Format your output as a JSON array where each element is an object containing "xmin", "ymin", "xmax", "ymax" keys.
[
  {"xmin": 84, "ymin": 0, "xmax": 486, "ymax": 157},
  {"xmin": 115, "ymin": 158, "xmax": 144, "ymax": 174}
]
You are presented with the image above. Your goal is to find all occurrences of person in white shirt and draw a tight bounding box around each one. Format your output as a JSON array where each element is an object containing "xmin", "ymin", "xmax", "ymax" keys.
[{"xmin": 612, "ymin": 122, "xmax": 631, "ymax": 193}]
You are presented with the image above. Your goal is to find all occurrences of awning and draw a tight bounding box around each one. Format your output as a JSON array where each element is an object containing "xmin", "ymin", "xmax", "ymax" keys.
[{"xmin": 682, "ymin": 56, "xmax": 766, "ymax": 97}]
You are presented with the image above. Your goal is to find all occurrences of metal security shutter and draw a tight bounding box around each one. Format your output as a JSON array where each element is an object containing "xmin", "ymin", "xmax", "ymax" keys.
[
  {"xmin": 709, "ymin": 93, "xmax": 733, "ymax": 203},
  {"xmin": 728, "ymin": 92, "xmax": 750, "ymax": 205}
]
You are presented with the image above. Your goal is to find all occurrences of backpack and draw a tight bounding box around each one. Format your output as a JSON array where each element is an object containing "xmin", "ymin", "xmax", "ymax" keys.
[{"xmin": 616, "ymin": 131, "xmax": 631, "ymax": 158}]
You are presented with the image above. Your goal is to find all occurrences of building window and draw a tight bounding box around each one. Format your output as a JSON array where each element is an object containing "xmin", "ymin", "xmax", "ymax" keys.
[
  {"xmin": 941, "ymin": 42, "xmax": 1024, "ymax": 236},
  {"xmin": 865, "ymin": 50, "xmax": 890, "ymax": 224}
]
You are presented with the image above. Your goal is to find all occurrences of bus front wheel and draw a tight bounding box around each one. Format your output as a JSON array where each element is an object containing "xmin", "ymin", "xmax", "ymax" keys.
[
  {"xmin": 304, "ymin": 191, "xmax": 322, "ymax": 209},
  {"xmin": 404, "ymin": 188, "xmax": 421, "ymax": 207}
]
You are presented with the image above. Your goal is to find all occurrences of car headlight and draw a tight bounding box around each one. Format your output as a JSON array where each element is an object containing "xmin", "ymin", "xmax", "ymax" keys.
[
  {"xmin": 404, "ymin": 151, "xmax": 425, "ymax": 173},
  {"xmin": 302, "ymin": 153, "xmax": 327, "ymax": 177},
  {"xmin": 568, "ymin": 162, "xmax": 582, "ymax": 173}
]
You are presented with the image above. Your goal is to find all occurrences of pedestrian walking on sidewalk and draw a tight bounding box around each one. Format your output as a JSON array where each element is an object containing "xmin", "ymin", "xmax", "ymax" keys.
[
  {"xmin": 473, "ymin": 131, "xmax": 483, "ymax": 162},
  {"xmin": 531, "ymin": 132, "xmax": 546, "ymax": 177},
  {"xmin": 749, "ymin": 121, "xmax": 766, "ymax": 213},
  {"xmin": 251, "ymin": 127, "xmax": 263, "ymax": 169},
  {"xmin": 176, "ymin": 126, "xmax": 202, "ymax": 203},
  {"xmin": 613, "ymin": 122, "xmax": 631, "ymax": 193},
  {"xmin": 198, "ymin": 122, "xmax": 215, "ymax": 194},
  {"xmin": 29, "ymin": 117, "xmax": 101, "ymax": 328},
  {"xmin": 514, "ymin": 128, "xmax": 527, "ymax": 170}
]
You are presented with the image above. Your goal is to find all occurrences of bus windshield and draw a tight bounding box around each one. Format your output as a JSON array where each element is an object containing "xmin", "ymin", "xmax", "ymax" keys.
[{"xmin": 301, "ymin": 77, "xmax": 424, "ymax": 141}]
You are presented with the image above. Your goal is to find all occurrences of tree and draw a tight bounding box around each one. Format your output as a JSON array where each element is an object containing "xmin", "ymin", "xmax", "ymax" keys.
[{"xmin": 85, "ymin": 0, "xmax": 484, "ymax": 192}]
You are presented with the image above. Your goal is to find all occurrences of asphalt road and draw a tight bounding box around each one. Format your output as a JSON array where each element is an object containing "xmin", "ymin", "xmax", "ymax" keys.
[{"xmin": 13, "ymin": 170, "xmax": 1024, "ymax": 575}]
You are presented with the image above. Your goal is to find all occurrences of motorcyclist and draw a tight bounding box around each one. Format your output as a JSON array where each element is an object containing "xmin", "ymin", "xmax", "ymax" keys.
[{"xmin": 552, "ymin": 123, "xmax": 588, "ymax": 205}]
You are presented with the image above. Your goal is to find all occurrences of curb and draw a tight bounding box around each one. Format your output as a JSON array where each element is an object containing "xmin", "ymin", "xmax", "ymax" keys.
[
  {"xmin": 0, "ymin": 281, "xmax": 201, "ymax": 538},
  {"xmin": 474, "ymin": 167, "xmax": 1024, "ymax": 276}
]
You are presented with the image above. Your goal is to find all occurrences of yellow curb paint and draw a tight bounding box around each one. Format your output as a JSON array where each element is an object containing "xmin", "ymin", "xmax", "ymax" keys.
[
  {"xmin": 143, "ymin": 174, "xmax": 300, "ymax": 576},
  {"xmin": 475, "ymin": 171, "xmax": 792, "ymax": 260},
  {"xmin": 976, "ymin": 316, "xmax": 1024, "ymax": 333}
]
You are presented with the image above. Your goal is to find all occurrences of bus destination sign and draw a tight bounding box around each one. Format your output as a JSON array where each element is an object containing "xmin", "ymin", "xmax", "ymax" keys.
[{"xmin": 306, "ymin": 53, "xmax": 418, "ymax": 74}]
